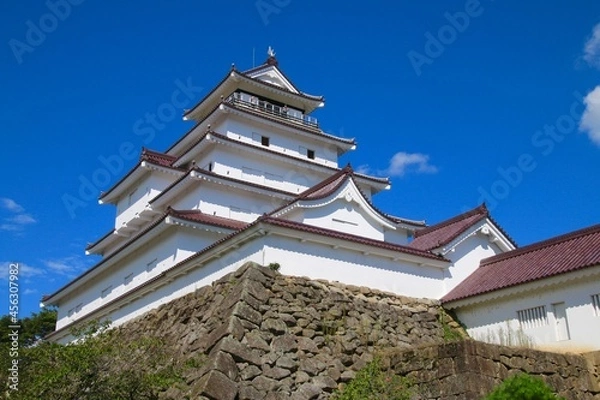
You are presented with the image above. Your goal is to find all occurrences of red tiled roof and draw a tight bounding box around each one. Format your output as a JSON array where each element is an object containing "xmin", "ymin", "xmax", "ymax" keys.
[
  {"xmin": 442, "ymin": 223, "xmax": 600, "ymax": 303},
  {"xmin": 141, "ymin": 148, "xmax": 177, "ymax": 167},
  {"xmin": 297, "ymin": 164, "xmax": 353, "ymax": 200},
  {"xmin": 99, "ymin": 149, "xmax": 183, "ymax": 201},
  {"xmin": 409, "ymin": 204, "xmax": 490, "ymax": 251},
  {"xmin": 169, "ymin": 208, "xmax": 247, "ymax": 230}
]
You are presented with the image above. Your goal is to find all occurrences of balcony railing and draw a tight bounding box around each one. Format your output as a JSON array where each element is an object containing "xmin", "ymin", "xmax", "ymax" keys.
[{"xmin": 226, "ymin": 92, "xmax": 318, "ymax": 128}]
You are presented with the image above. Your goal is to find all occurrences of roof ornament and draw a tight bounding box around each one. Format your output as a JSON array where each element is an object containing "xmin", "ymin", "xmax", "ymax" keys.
[{"xmin": 266, "ymin": 46, "xmax": 278, "ymax": 66}]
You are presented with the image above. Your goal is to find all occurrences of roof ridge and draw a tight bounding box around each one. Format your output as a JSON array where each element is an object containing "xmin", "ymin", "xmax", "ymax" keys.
[
  {"xmin": 482, "ymin": 222, "xmax": 600, "ymax": 266},
  {"xmin": 414, "ymin": 204, "xmax": 488, "ymax": 237},
  {"xmin": 296, "ymin": 164, "xmax": 353, "ymax": 200}
]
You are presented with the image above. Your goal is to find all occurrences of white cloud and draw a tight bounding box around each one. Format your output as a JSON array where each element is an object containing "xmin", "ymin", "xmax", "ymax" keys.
[
  {"xmin": 0, "ymin": 261, "xmax": 45, "ymax": 281},
  {"xmin": 583, "ymin": 23, "xmax": 600, "ymax": 69},
  {"xmin": 355, "ymin": 164, "xmax": 372, "ymax": 175},
  {"xmin": 0, "ymin": 198, "xmax": 24, "ymax": 213},
  {"xmin": 0, "ymin": 198, "xmax": 37, "ymax": 232},
  {"xmin": 579, "ymin": 86, "xmax": 600, "ymax": 146},
  {"xmin": 43, "ymin": 256, "xmax": 91, "ymax": 279},
  {"xmin": 385, "ymin": 152, "xmax": 438, "ymax": 177},
  {"xmin": 7, "ymin": 214, "xmax": 37, "ymax": 224}
]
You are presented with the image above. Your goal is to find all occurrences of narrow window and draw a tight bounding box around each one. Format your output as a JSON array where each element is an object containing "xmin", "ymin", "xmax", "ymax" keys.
[
  {"xmin": 307, "ymin": 149, "xmax": 315, "ymax": 159},
  {"xmin": 261, "ymin": 136, "xmax": 270, "ymax": 146},
  {"xmin": 592, "ymin": 293, "xmax": 600, "ymax": 316},
  {"xmin": 101, "ymin": 285, "xmax": 113, "ymax": 299},
  {"xmin": 146, "ymin": 258, "xmax": 158, "ymax": 273},
  {"xmin": 128, "ymin": 188, "xmax": 137, "ymax": 206}
]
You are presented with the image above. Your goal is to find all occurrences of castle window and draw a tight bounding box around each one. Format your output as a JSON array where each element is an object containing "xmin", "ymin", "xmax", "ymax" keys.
[
  {"xmin": 592, "ymin": 293, "xmax": 600, "ymax": 316},
  {"xmin": 146, "ymin": 258, "xmax": 158, "ymax": 273},
  {"xmin": 101, "ymin": 285, "xmax": 113, "ymax": 299},
  {"xmin": 517, "ymin": 305, "xmax": 547, "ymax": 329}
]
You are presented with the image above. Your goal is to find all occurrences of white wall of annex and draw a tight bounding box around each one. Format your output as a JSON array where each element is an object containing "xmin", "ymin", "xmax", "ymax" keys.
[
  {"xmin": 443, "ymin": 234, "xmax": 504, "ymax": 293},
  {"xmin": 454, "ymin": 276, "xmax": 600, "ymax": 352}
]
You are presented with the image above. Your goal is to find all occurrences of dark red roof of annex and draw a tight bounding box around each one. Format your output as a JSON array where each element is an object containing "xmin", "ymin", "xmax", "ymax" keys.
[{"xmin": 442, "ymin": 223, "xmax": 600, "ymax": 303}]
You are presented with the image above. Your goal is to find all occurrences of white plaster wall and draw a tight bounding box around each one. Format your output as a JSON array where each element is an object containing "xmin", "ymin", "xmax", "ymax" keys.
[
  {"xmin": 383, "ymin": 228, "xmax": 409, "ymax": 246},
  {"xmin": 444, "ymin": 234, "xmax": 503, "ymax": 293},
  {"xmin": 220, "ymin": 115, "xmax": 338, "ymax": 167},
  {"xmin": 198, "ymin": 146, "xmax": 329, "ymax": 195},
  {"xmin": 300, "ymin": 200, "xmax": 384, "ymax": 241},
  {"xmin": 263, "ymin": 235, "xmax": 447, "ymax": 299},
  {"xmin": 172, "ymin": 180, "xmax": 283, "ymax": 222},
  {"xmin": 115, "ymin": 171, "xmax": 176, "ymax": 229},
  {"xmin": 56, "ymin": 227, "xmax": 224, "ymax": 330},
  {"xmin": 454, "ymin": 277, "xmax": 600, "ymax": 351}
]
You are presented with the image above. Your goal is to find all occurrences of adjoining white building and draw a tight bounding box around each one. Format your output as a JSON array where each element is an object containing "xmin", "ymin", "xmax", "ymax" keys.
[
  {"xmin": 42, "ymin": 50, "xmax": 599, "ymax": 350},
  {"xmin": 443, "ymin": 223, "xmax": 600, "ymax": 352}
]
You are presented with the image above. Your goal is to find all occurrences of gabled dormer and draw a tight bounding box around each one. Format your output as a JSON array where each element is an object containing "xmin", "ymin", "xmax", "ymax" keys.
[{"xmin": 269, "ymin": 165, "xmax": 410, "ymax": 242}]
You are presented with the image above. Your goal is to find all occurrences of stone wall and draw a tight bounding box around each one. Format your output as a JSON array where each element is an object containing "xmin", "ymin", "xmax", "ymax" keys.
[
  {"xmin": 387, "ymin": 340, "xmax": 600, "ymax": 400},
  {"xmin": 114, "ymin": 262, "xmax": 459, "ymax": 399}
]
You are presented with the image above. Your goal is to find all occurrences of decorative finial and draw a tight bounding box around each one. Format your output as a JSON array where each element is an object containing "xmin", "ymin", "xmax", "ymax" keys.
[{"xmin": 266, "ymin": 46, "xmax": 278, "ymax": 66}]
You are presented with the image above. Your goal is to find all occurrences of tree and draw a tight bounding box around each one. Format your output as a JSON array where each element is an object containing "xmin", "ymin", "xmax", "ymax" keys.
[
  {"xmin": 1, "ymin": 321, "xmax": 187, "ymax": 399},
  {"xmin": 0, "ymin": 308, "xmax": 57, "ymax": 346}
]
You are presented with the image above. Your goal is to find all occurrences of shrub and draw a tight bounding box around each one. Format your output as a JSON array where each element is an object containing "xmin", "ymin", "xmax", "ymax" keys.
[
  {"xmin": 331, "ymin": 356, "xmax": 412, "ymax": 400},
  {"xmin": 268, "ymin": 262, "xmax": 280, "ymax": 271},
  {"xmin": 485, "ymin": 373, "xmax": 565, "ymax": 400}
]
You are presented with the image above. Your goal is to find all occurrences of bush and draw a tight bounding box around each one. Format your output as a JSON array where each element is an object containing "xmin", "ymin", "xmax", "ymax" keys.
[
  {"xmin": 331, "ymin": 357, "xmax": 412, "ymax": 400},
  {"xmin": 485, "ymin": 373, "xmax": 565, "ymax": 400}
]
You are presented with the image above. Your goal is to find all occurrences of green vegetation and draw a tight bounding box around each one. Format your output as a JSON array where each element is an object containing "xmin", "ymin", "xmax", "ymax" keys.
[
  {"xmin": 438, "ymin": 307, "xmax": 464, "ymax": 342},
  {"xmin": 331, "ymin": 356, "xmax": 412, "ymax": 400},
  {"xmin": 0, "ymin": 320, "xmax": 187, "ymax": 399},
  {"xmin": 485, "ymin": 373, "xmax": 565, "ymax": 400},
  {"xmin": 268, "ymin": 262, "xmax": 281, "ymax": 271},
  {"xmin": 0, "ymin": 308, "xmax": 57, "ymax": 347}
]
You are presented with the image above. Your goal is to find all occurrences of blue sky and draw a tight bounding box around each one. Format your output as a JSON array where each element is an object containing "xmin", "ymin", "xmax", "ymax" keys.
[{"xmin": 1, "ymin": 0, "xmax": 600, "ymax": 318}]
